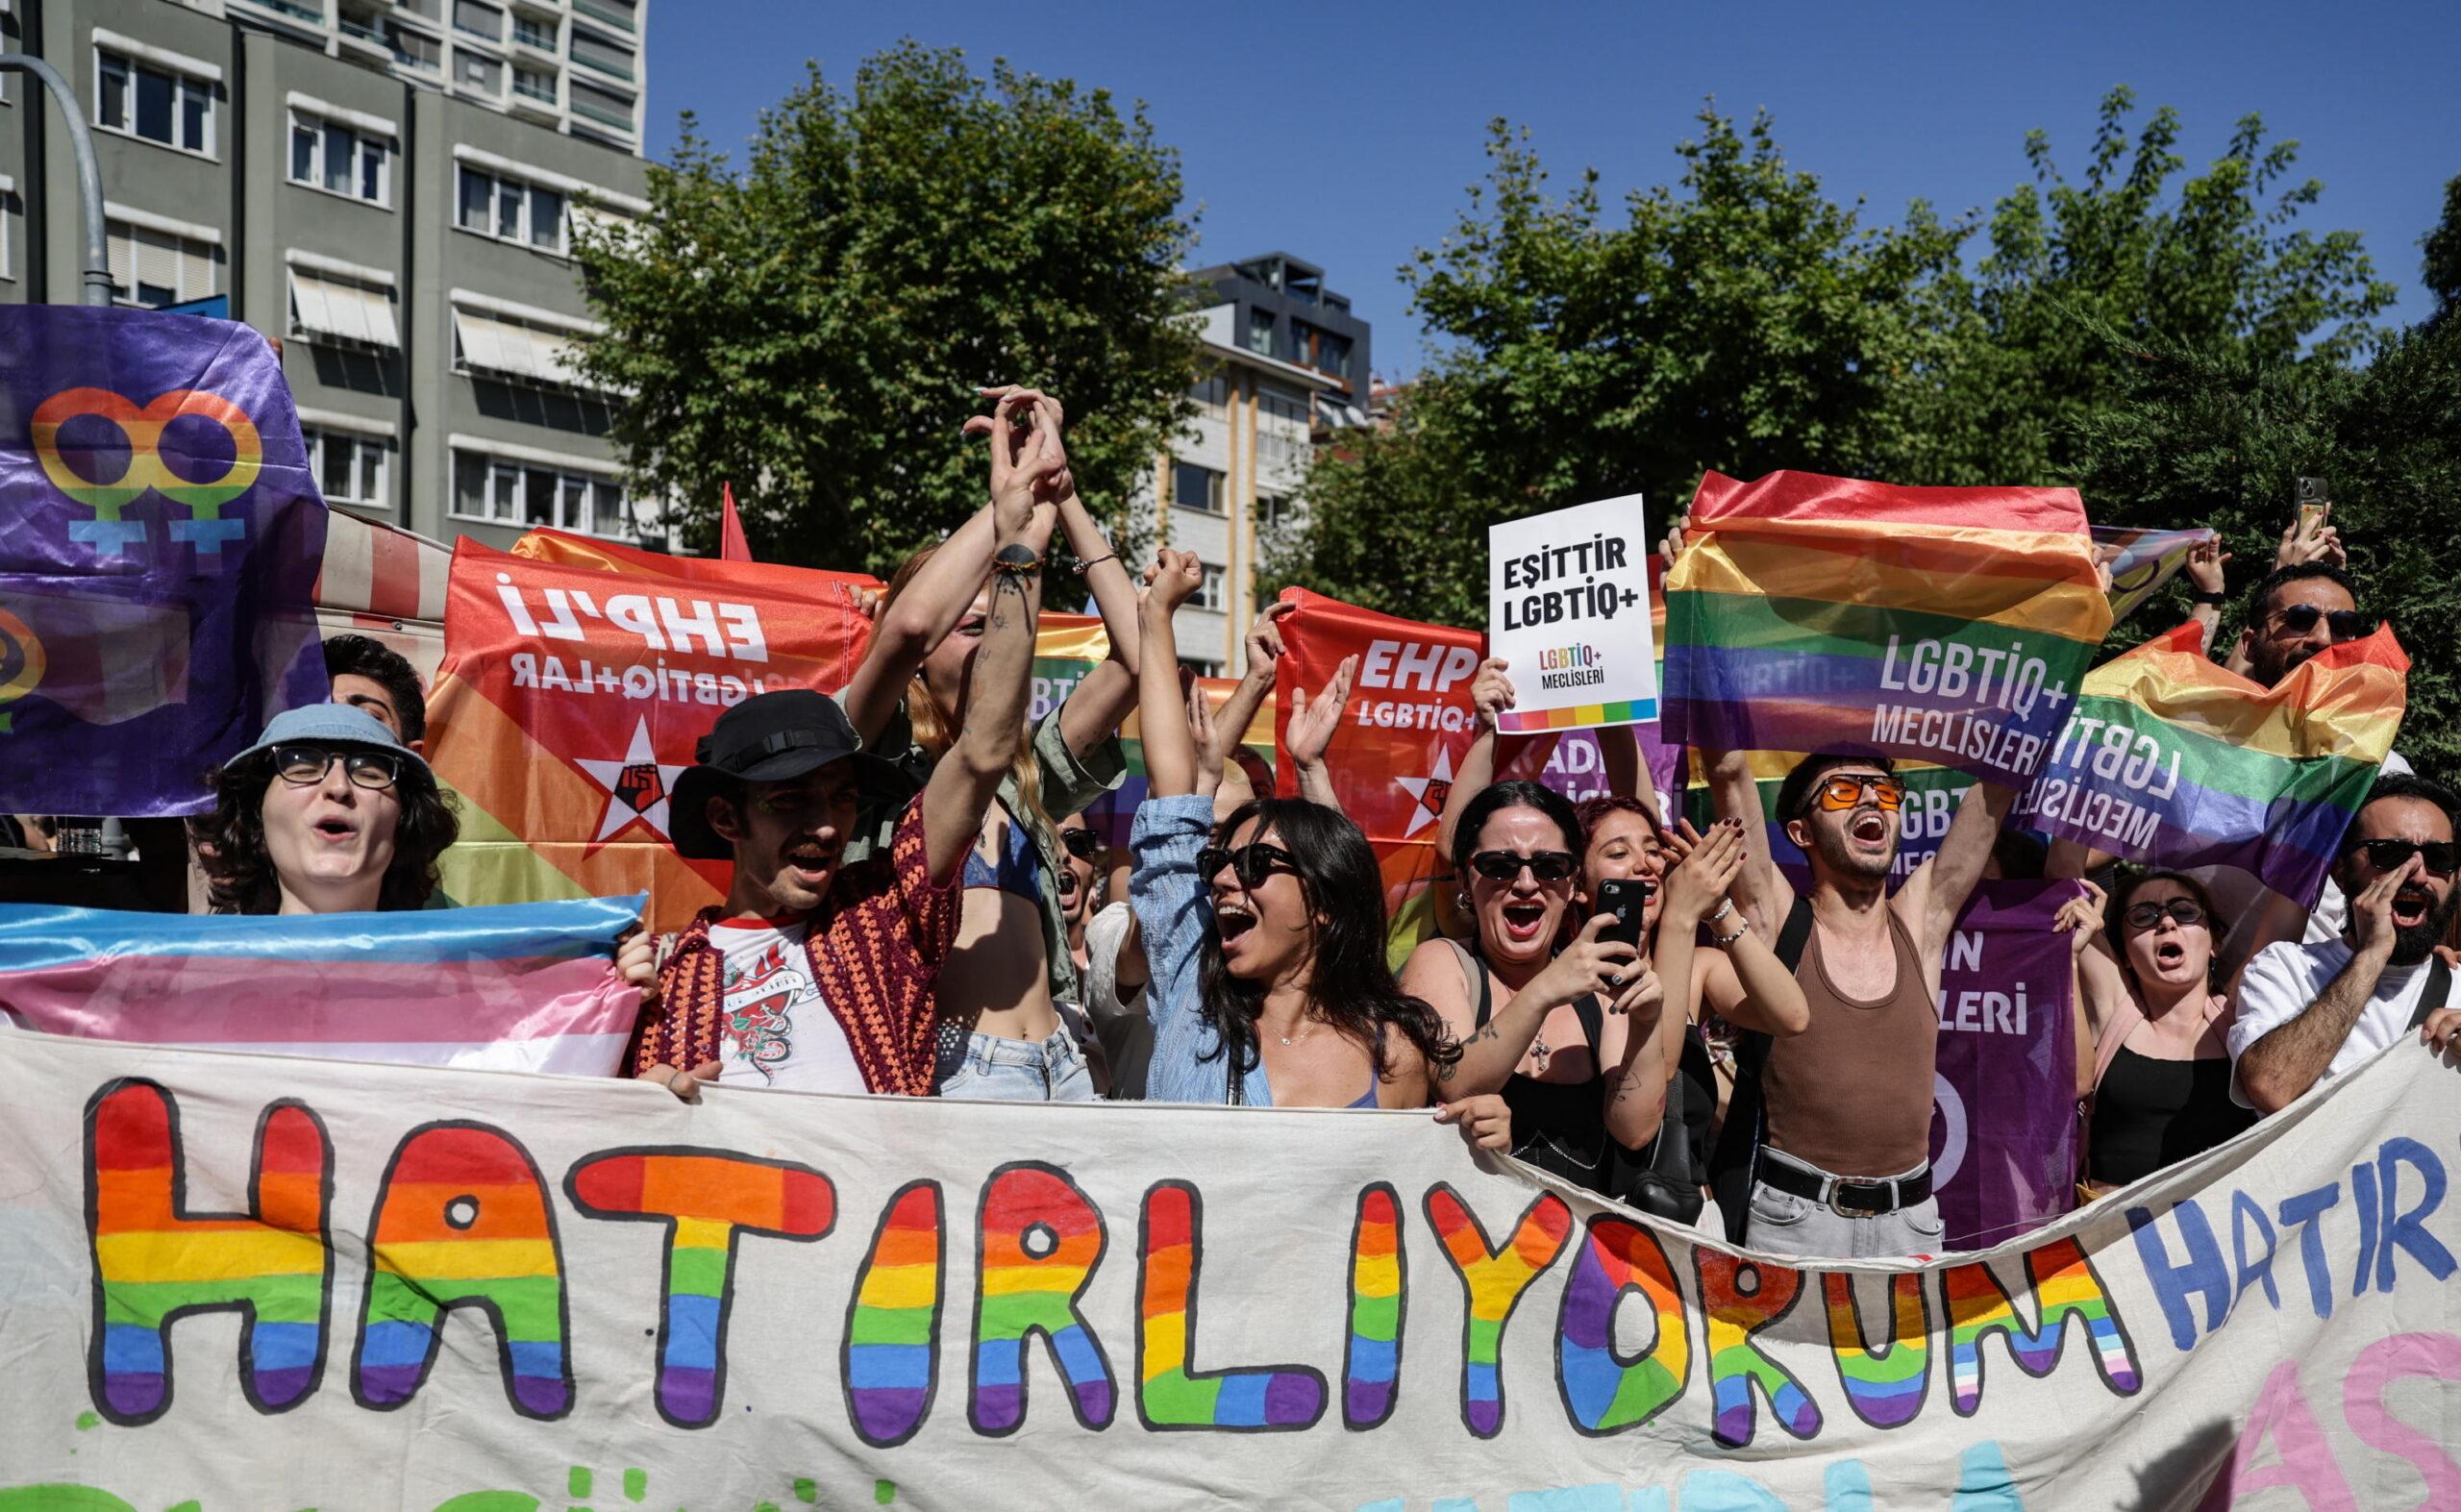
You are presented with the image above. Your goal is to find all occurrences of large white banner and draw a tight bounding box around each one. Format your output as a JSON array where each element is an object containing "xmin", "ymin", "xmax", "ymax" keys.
[{"xmin": 2, "ymin": 1031, "xmax": 2457, "ymax": 1510}]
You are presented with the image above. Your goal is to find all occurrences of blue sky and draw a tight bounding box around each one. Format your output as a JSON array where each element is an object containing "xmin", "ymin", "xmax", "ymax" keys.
[{"xmin": 646, "ymin": 1, "xmax": 2459, "ymax": 380}]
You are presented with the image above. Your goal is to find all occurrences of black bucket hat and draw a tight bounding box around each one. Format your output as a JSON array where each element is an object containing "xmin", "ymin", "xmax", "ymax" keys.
[{"xmin": 668, "ymin": 689, "xmax": 909, "ymax": 860}]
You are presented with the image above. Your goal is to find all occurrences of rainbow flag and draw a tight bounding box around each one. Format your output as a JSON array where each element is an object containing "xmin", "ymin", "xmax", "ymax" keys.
[
  {"xmin": 0, "ymin": 897, "xmax": 642, "ymax": 1074},
  {"xmin": 1662, "ymin": 471, "xmax": 2109, "ymax": 788},
  {"xmin": 2095, "ymin": 524, "xmax": 2217, "ymax": 625},
  {"xmin": 2018, "ymin": 622, "xmax": 2408, "ymax": 906},
  {"xmin": 424, "ymin": 539, "xmax": 872, "ymax": 930}
]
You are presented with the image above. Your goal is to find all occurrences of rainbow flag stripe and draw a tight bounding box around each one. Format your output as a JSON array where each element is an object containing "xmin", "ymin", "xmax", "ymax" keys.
[
  {"xmin": 1555, "ymin": 1217, "xmax": 1688, "ymax": 1434},
  {"xmin": 1822, "ymin": 1272, "xmax": 1931, "ymax": 1429},
  {"xmin": 1342, "ymin": 1184, "xmax": 1405, "ymax": 1428},
  {"xmin": 843, "ymin": 1180, "xmax": 945, "ymax": 1447},
  {"xmin": 86, "ymin": 1080, "xmax": 332, "ymax": 1425},
  {"xmin": 1664, "ymin": 471, "xmax": 2108, "ymax": 786},
  {"xmin": 1424, "ymin": 1185, "xmax": 1573, "ymax": 1438},
  {"xmin": 353, "ymin": 1124, "xmax": 570, "ymax": 1419},
  {"xmin": 1942, "ymin": 1240, "xmax": 2142, "ymax": 1416},
  {"xmin": 564, "ymin": 1150, "xmax": 834, "ymax": 1427},
  {"xmin": 1496, "ymin": 696, "xmax": 1659, "ymax": 734},
  {"xmin": 1694, "ymin": 1252, "xmax": 1823, "ymax": 1448},
  {"xmin": 971, "ymin": 1163, "xmax": 1116, "ymax": 1433},
  {"xmin": 2020, "ymin": 623, "xmax": 2407, "ymax": 905},
  {"xmin": 1136, "ymin": 1181, "xmax": 1326, "ymax": 1430}
]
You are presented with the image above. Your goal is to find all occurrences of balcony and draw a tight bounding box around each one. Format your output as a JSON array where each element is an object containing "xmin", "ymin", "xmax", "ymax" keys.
[
  {"xmin": 573, "ymin": 0, "xmax": 636, "ymax": 33},
  {"xmin": 236, "ymin": 0, "xmax": 327, "ymax": 23},
  {"xmin": 568, "ymin": 94, "xmax": 634, "ymax": 132},
  {"xmin": 511, "ymin": 21, "xmax": 557, "ymax": 52}
]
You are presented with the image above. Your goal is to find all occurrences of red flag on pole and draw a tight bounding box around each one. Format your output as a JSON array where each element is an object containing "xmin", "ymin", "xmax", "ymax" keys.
[{"xmin": 719, "ymin": 482, "xmax": 754, "ymax": 562}]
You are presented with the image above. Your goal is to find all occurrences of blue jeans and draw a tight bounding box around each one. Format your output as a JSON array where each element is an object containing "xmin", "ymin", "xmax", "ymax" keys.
[
  {"xmin": 1744, "ymin": 1150, "xmax": 1945, "ymax": 1259},
  {"xmin": 935, "ymin": 1025, "xmax": 1096, "ymax": 1103}
]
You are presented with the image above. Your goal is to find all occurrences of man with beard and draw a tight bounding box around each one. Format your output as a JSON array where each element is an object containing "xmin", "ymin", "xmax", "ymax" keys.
[
  {"xmin": 1706, "ymin": 748, "xmax": 2015, "ymax": 1257},
  {"xmin": 2232, "ymin": 774, "xmax": 2460, "ymax": 1112}
]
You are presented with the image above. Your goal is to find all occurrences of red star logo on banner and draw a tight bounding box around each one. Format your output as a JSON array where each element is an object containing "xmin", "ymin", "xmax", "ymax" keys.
[{"xmin": 574, "ymin": 717, "xmax": 690, "ymax": 844}]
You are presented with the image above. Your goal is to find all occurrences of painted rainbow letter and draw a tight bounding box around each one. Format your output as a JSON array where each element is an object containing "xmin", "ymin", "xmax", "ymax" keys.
[
  {"xmin": 1694, "ymin": 1251, "xmax": 1823, "ymax": 1448},
  {"xmin": 353, "ymin": 1122, "xmax": 572, "ymax": 1419},
  {"xmin": 842, "ymin": 1180, "xmax": 945, "ymax": 1447},
  {"xmin": 1941, "ymin": 1236, "xmax": 2143, "ymax": 1416},
  {"xmin": 1424, "ymin": 1183, "xmax": 1573, "ymax": 1437},
  {"xmin": 1343, "ymin": 1183, "xmax": 1406, "ymax": 1428},
  {"xmin": 565, "ymin": 1148, "xmax": 834, "ymax": 1427},
  {"xmin": 971, "ymin": 1161, "xmax": 1116, "ymax": 1434},
  {"xmin": 1555, "ymin": 1214, "xmax": 1689, "ymax": 1434},
  {"xmin": 1824, "ymin": 1271, "xmax": 1930, "ymax": 1429},
  {"xmin": 1135, "ymin": 1180, "xmax": 1326, "ymax": 1431},
  {"xmin": 84, "ymin": 1080, "xmax": 332, "ymax": 1425}
]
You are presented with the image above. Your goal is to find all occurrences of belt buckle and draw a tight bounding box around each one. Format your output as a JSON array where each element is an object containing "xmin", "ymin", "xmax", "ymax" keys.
[{"xmin": 1829, "ymin": 1178, "xmax": 1892, "ymax": 1217}]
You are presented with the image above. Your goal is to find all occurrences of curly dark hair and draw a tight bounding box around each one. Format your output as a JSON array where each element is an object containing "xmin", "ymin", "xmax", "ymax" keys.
[
  {"xmin": 191, "ymin": 751, "xmax": 460, "ymax": 914},
  {"xmin": 1195, "ymin": 797, "xmax": 1461, "ymax": 1089}
]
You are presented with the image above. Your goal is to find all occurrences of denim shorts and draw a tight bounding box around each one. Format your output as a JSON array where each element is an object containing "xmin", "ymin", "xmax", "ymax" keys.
[{"xmin": 934, "ymin": 1024, "xmax": 1096, "ymax": 1103}]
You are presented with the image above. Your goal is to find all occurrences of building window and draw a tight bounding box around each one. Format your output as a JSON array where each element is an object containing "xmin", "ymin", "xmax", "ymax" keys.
[
  {"xmin": 456, "ymin": 51, "xmax": 504, "ymax": 95},
  {"xmin": 387, "ymin": 25, "xmax": 441, "ymax": 71},
  {"xmin": 306, "ymin": 429, "xmax": 389, "ymax": 512},
  {"xmin": 454, "ymin": 0, "xmax": 505, "ymax": 41},
  {"xmin": 511, "ymin": 14, "xmax": 557, "ymax": 49},
  {"xmin": 1293, "ymin": 319, "xmax": 1352, "ymax": 380},
  {"xmin": 106, "ymin": 219, "xmax": 219, "ymax": 308},
  {"xmin": 1191, "ymin": 372, "xmax": 1228, "ymax": 417},
  {"xmin": 453, "ymin": 450, "xmax": 629, "ymax": 536},
  {"xmin": 288, "ymin": 115, "xmax": 391, "ymax": 207},
  {"xmin": 1171, "ymin": 460, "xmax": 1225, "ymax": 515},
  {"xmin": 456, "ymin": 165, "xmax": 565, "ymax": 253},
  {"xmin": 1257, "ymin": 493, "xmax": 1290, "ymax": 531},
  {"xmin": 1194, "ymin": 566, "xmax": 1225, "ymax": 613},
  {"xmin": 569, "ymin": 79, "xmax": 634, "ymax": 133},
  {"xmin": 568, "ymin": 28, "xmax": 635, "ymax": 80},
  {"xmin": 512, "ymin": 65, "xmax": 558, "ymax": 104},
  {"xmin": 1245, "ymin": 308, "xmax": 1274, "ymax": 358},
  {"xmin": 0, "ymin": 194, "xmax": 18, "ymax": 283},
  {"xmin": 96, "ymin": 50, "xmax": 213, "ymax": 156}
]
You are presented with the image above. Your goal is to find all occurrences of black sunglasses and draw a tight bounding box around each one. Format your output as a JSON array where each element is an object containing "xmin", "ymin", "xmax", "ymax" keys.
[
  {"xmin": 1468, "ymin": 849, "xmax": 1579, "ymax": 884},
  {"xmin": 1059, "ymin": 827, "xmax": 1102, "ymax": 860},
  {"xmin": 2269, "ymin": 604, "xmax": 2373, "ymax": 642},
  {"xmin": 2345, "ymin": 838, "xmax": 2459, "ymax": 878},
  {"xmin": 1197, "ymin": 842, "xmax": 1297, "ymax": 889},
  {"xmin": 2124, "ymin": 899, "xmax": 2208, "ymax": 930}
]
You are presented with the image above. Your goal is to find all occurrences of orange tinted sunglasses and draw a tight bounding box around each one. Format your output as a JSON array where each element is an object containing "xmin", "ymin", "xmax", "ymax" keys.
[{"xmin": 1814, "ymin": 775, "xmax": 1903, "ymax": 812}]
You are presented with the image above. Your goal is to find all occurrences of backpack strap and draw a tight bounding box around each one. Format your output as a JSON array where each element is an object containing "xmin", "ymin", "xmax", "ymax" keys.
[{"xmin": 1448, "ymin": 937, "xmax": 1495, "ymax": 1030}]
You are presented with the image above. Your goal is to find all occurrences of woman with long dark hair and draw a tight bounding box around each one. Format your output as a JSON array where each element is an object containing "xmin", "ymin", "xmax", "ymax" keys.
[{"xmin": 1124, "ymin": 552, "xmax": 1508, "ymax": 1145}]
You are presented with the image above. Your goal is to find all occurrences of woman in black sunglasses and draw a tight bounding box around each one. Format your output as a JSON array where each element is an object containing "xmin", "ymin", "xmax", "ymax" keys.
[{"xmin": 2068, "ymin": 870, "xmax": 2253, "ymax": 1192}]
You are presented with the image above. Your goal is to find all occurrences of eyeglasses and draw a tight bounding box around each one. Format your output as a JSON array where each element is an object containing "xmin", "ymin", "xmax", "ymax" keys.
[
  {"xmin": 2124, "ymin": 899, "xmax": 2208, "ymax": 931},
  {"xmin": 270, "ymin": 744, "xmax": 400, "ymax": 791},
  {"xmin": 1197, "ymin": 842, "xmax": 1298, "ymax": 889},
  {"xmin": 2268, "ymin": 604, "xmax": 2372, "ymax": 642},
  {"xmin": 2345, "ymin": 838, "xmax": 2459, "ymax": 878},
  {"xmin": 1812, "ymin": 775, "xmax": 1903, "ymax": 814},
  {"xmin": 1467, "ymin": 849, "xmax": 1579, "ymax": 884},
  {"xmin": 1059, "ymin": 827, "xmax": 1102, "ymax": 860}
]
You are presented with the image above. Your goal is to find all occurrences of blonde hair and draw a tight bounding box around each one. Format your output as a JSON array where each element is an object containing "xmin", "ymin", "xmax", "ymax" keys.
[{"xmin": 882, "ymin": 543, "xmax": 1052, "ymax": 834}]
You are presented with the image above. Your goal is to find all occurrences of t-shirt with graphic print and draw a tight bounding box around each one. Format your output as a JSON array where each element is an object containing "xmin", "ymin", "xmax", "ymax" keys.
[{"xmin": 708, "ymin": 915, "xmax": 868, "ymax": 1095}]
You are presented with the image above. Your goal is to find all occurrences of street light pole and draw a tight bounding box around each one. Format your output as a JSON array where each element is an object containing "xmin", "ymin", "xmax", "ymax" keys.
[{"xmin": 0, "ymin": 54, "xmax": 113, "ymax": 308}]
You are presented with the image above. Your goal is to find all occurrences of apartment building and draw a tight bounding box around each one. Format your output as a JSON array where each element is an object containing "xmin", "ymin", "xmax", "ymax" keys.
[
  {"xmin": 1147, "ymin": 254, "xmax": 1366, "ymax": 672},
  {"xmin": 0, "ymin": 0, "xmax": 652, "ymax": 550}
]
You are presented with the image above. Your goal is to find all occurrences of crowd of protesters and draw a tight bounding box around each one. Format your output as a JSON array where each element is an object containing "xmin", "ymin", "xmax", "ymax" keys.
[{"xmin": 58, "ymin": 384, "xmax": 2458, "ymax": 1261}]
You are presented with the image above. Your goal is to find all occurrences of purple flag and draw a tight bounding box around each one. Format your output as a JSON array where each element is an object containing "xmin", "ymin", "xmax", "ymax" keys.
[
  {"xmin": 0, "ymin": 307, "xmax": 327, "ymax": 816},
  {"xmin": 1929, "ymin": 879, "xmax": 2082, "ymax": 1251}
]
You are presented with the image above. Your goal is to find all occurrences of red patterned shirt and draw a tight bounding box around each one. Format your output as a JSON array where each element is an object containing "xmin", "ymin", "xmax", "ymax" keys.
[{"xmin": 631, "ymin": 793, "xmax": 957, "ymax": 1095}]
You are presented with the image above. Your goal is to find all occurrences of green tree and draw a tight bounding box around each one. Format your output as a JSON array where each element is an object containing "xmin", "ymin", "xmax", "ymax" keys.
[
  {"xmin": 573, "ymin": 41, "xmax": 1199, "ymax": 572},
  {"xmin": 2424, "ymin": 171, "xmax": 2461, "ymax": 323},
  {"xmin": 1271, "ymin": 108, "xmax": 1971, "ymax": 625}
]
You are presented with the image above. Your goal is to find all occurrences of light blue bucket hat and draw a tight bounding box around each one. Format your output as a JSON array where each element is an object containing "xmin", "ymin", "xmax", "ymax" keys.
[{"xmin": 221, "ymin": 703, "xmax": 433, "ymax": 781}]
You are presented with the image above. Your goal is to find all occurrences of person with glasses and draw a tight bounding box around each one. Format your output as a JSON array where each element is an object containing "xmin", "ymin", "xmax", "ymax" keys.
[
  {"xmin": 1701, "ymin": 747, "xmax": 2017, "ymax": 1257},
  {"xmin": 2232, "ymin": 774, "xmax": 2461, "ymax": 1113},
  {"xmin": 2069, "ymin": 872, "xmax": 2254, "ymax": 1190},
  {"xmin": 1125, "ymin": 549, "xmax": 1512, "ymax": 1153},
  {"xmin": 193, "ymin": 706, "xmax": 461, "ymax": 916}
]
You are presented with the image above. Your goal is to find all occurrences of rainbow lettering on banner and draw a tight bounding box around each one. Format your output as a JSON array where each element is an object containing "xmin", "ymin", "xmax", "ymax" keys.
[
  {"xmin": 352, "ymin": 1123, "xmax": 571, "ymax": 1419},
  {"xmin": 84, "ymin": 1081, "xmax": 332, "ymax": 1425},
  {"xmin": 1554, "ymin": 1215, "xmax": 1689, "ymax": 1434},
  {"xmin": 1342, "ymin": 1183, "xmax": 1405, "ymax": 1428},
  {"xmin": 1942, "ymin": 1238, "xmax": 2144, "ymax": 1416},
  {"xmin": 563, "ymin": 1150, "xmax": 834, "ymax": 1427},
  {"xmin": 1135, "ymin": 1181, "xmax": 1326, "ymax": 1430},
  {"xmin": 1694, "ymin": 1252, "xmax": 1824, "ymax": 1448},
  {"xmin": 842, "ymin": 1180, "xmax": 945, "ymax": 1448},
  {"xmin": 970, "ymin": 1162, "xmax": 1116, "ymax": 1433},
  {"xmin": 1824, "ymin": 1272, "xmax": 1932, "ymax": 1429},
  {"xmin": 1424, "ymin": 1184, "xmax": 1573, "ymax": 1437}
]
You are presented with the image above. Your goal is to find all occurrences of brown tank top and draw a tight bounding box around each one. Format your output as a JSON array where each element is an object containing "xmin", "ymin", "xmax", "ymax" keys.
[{"xmin": 1760, "ymin": 910, "xmax": 1937, "ymax": 1177}]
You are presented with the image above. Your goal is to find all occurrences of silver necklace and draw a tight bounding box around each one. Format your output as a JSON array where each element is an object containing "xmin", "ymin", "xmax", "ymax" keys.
[{"xmin": 1277, "ymin": 1020, "xmax": 1317, "ymax": 1048}]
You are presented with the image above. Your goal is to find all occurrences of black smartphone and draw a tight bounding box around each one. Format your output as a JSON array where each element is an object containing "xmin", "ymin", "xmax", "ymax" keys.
[{"xmin": 1594, "ymin": 878, "xmax": 1653, "ymax": 949}]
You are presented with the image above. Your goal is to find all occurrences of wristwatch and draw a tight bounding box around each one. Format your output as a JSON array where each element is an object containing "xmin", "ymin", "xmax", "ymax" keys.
[{"xmin": 2187, "ymin": 587, "xmax": 2226, "ymax": 606}]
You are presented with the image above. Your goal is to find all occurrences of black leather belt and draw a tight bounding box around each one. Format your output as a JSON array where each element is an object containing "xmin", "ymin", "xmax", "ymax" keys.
[{"xmin": 1759, "ymin": 1156, "xmax": 1932, "ymax": 1216}]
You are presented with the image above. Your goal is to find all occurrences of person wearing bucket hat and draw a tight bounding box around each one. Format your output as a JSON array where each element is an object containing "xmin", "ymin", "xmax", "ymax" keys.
[
  {"xmin": 192, "ymin": 705, "xmax": 460, "ymax": 916},
  {"xmin": 632, "ymin": 418, "xmax": 1063, "ymax": 1104}
]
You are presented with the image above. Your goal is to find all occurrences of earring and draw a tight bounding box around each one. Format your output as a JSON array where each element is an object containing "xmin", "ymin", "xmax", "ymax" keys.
[{"xmin": 1456, "ymin": 890, "xmax": 1471, "ymax": 913}]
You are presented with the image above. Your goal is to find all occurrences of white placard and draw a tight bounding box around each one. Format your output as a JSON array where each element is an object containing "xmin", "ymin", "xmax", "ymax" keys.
[{"xmin": 1487, "ymin": 494, "xmax": 1657, "ymax": 732}]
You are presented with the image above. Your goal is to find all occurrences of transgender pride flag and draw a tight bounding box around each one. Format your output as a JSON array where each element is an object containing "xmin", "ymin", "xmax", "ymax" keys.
[{"xmin": 0, "ymin": 896, "xmax": 643, "ymax": 1075}]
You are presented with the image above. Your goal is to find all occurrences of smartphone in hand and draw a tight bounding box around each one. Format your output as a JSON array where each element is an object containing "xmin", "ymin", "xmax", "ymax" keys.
[
  {"xmin": 2295, "ymin": 477, "xmax": 2330, "ymax": 544},
  {"xmin": 1594, "ymin": 877, "xmax": 1653, "ymax": 950}
]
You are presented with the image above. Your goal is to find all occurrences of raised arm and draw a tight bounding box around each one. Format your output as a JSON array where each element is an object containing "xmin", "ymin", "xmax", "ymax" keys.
[
  {"xmin": 1284, "ymin": 653, "xmax": 1356, "ymax": 809},
  {"xmin": 1903, "ymin": 777, "xmax": 2019, "ymax": 960},
  {"xmin": 1676, "ymin": 818, "xmax": 1811, "ymax": 1036},
  {"xmin": 1208, "ymin": 601, "xmax": 1291, "ymax": 779},
  {"xmin": 1599, "ymin": 722, "xmax": 1664, "ymax": 830},
  {"xmin": 1434, "ymin": 658, "xmax": 1513, "ymax": 863},
  {"xmin": 919, "ymin": 407, "xmax": 1059, "ymax": 882},
  {"xmin": 1048, "ymin": 397, "xmax": 1150, "ymax": 758},
  {"xmin": 1137, "ymin": 549, "xmax": 1206, "ymax": 799},
  {"xmin": 1703, "ymin": 748, "xmax": 1793, "ymax": 945},
  {"xmin": 2237, "ymin": 857, "xmax": 2413, "ymax": 1112}
]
